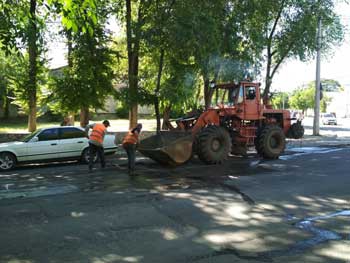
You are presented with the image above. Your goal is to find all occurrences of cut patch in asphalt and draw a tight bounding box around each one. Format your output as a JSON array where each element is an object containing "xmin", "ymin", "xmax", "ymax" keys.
[
  {"xmin": 197, "ymin": 210, "xmax": 350, "ymax": 261},
  {"xmin": 280, "ymin": 147, "xmax": 343, "ymax": 160},
  {"xmin": 0, "ymin": 184, "xmax": 78, "ymax": 200},
  {"xmin": 263, "ymin": 210, "xmax": 350, "ymax": 258},
  {"xmin": 286, "ymin": 210, "xmax": 350, "ymax": 253}
]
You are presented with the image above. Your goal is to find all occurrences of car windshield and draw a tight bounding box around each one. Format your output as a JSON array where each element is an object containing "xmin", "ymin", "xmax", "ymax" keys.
[
  {"xmin": 21, "ymin": 129, "xmax": 42, "ymax": 142},
  {"xmin": 324, "ymin": 114, "xmax": 334, "ymax": 118}
]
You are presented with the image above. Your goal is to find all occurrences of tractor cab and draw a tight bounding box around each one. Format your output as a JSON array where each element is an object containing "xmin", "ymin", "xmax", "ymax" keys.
[{"xmin": 210, "ymin": 81, "xmax": 263, "ymax": 120}]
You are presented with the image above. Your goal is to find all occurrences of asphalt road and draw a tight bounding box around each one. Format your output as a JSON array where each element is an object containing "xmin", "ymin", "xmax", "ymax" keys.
[
  {"xmin": 303, "ymin": 116, "xmax": 350, "ymax": 137},
  {"xmin": 0, "ymin": 143, "xmax": 349, "ymax": 263}
]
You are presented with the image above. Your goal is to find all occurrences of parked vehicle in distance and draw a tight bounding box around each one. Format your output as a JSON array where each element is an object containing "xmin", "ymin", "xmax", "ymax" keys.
[
  {"xmin": 321, "ymin": 113, "xmax": 337, "ymax": 125},
  {"xmin": 0, "ymin": 126, "xmax": 117, "ymax": 171}
]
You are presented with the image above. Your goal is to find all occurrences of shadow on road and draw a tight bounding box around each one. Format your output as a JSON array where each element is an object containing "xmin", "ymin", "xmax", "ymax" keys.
[
  {"xmin": 304, "ymin": 124, "xmax": 350, "ymax": 133},
  {"xmin": 1, "ymin": 151, "xmax": 349, "ymax": 262}
]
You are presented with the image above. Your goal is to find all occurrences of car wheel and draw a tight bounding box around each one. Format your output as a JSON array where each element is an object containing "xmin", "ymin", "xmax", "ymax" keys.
[
  {"xmin": 81, "ymin": 148, "xmax": 99, "ymax": 164},
  {"xmin": 0, "ymin": 152, "xmax": 16, "ymax": 171}
]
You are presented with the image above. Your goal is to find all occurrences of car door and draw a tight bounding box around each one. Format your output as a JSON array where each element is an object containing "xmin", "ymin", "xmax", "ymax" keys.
[
  {"xmin": 58, "ymin": 127, "xmax": 88, "ymax": 159},
  {"xmin": 25, "ymin": 128, "xmax": 60, "ymax": 161}
]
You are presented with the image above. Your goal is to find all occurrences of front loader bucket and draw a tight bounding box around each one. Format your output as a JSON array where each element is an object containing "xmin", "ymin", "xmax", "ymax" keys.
[{"xmin": 138, "ymin": 131, "xmax": 193, "ymax": 166}]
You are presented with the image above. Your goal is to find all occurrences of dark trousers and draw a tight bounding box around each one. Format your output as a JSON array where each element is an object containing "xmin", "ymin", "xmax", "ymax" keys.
[
  {"xmin": 89, "ymin": 143, "xmax": 105, "ymax": 170},
  {"xmin": 124, "ymin": 144, "xmax": 136, "ymax": 174}
]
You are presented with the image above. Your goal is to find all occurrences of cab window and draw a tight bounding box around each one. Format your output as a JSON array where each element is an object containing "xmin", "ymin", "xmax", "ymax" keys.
[
  {"xmin": 211, "ymin": 89, "xmax": 229, "ymax": 106},
  {"xmin": 228, "ymin": 88, "xmax": 239, "ymax": 105},
  {"xmin": 237, "ymin": 86, "xmax": 244, "ymax": 103},
  {"xmin": 245, "ymin": 86, "xmax": 256, "ymax": 100}
]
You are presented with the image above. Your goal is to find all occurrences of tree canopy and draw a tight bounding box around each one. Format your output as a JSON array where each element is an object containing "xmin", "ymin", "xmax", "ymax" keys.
[
  {"xmin": 289, "ymin": 80, "xmax": 334, "ymax": 113},
  {"xmin": 241, "ymin": 0, "xmax": 343, "ymax": 99},
  {"xmin": 0, "ymin": 0, "xmax": 346, "ymax": 130}
]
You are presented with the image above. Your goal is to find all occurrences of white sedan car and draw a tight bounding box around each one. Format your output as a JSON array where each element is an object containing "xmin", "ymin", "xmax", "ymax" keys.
[
  {"xmin": 321, "ymin": 113, "xmax": 337, "ymax": 125},
  {"xmin": 0, "ymin": 126, "xmax": 117, "ymax": 171}
]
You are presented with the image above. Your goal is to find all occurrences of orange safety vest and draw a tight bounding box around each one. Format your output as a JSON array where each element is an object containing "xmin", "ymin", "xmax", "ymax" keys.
[
  {"xmin": 89, "ymin": 123, "xmax": 107, "ymax": 144},
  {"xmin": 122, "ymin": 130, "xmax": 139, "ymax": 146}
]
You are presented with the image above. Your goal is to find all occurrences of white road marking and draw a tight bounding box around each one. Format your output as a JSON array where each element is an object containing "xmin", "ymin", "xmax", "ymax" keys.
[{"xmin": 280, "ymin": 147, "xmax": 343, "ymax": 160}]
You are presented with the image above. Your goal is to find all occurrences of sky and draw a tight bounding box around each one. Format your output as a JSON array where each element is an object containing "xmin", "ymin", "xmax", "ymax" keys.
[{"xmin": 48, "ymin": 2, "xmax": 350, "ymax": 93}]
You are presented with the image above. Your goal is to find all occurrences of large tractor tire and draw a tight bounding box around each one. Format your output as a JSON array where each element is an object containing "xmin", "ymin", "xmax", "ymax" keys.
[
  {"xmin": 197, "ymin": 125, "xmax": 231, "ymax": 164},
  {"xmin": 230, "ymin": 132, "xmax": 248, "ymax": 157},
  {"xmin": 256, "ymin": 125, "xmax": 286, "ymax": 159},
  {"xmin": 287, "ymin": 121, "xmax": 304, "ymax": 139}
]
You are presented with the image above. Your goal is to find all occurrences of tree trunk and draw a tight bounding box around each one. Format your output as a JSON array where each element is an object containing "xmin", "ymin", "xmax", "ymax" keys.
[
  {"xmin": 66, "ymin": 29, "xmax": 73, "ymax": 68},
  {"xmin": 65, "ymin": 30, "xmax": 74, "ymax": 126},
  {"xmin": 263, "ymin": 46, "xmax": 272, "ymax": 103},
  {"xmin": 126, "ymin": 0, "xmax": 139, "ymax": 129},
  {"xmin": 68, "ymin": 112, "xmax": 75, "ymax": 126},
  {"xmin": 263, "ymin": 0, "xmax": 284, "ymax": 103},
  {"xmin": 203, "ymin": 76, "xmax": 211, "ymax": 109},
  {"xmin": 128, "ymin": 49, "xmax": 139, "ymax": 129},
  {"xmin": 80, "ymin": 107, "xmax": 89, "ymax": 127},
  {"xmin": 27, "ymin": 0, "xmax": 38, "ymax": 132},
  {"xmin": 154, "ymin": 98, "xmax": 161, "ymax": 133},
  {"xmin": 28, "ymin": 97, "xmax": 37, "ymax": 132},
  {"xmin": 3, "ymin": 93, "xmax": 10, "ymax": 119},
  {"xmin": 194, "ymin": 83, "xmax": 201, "ymax": 109},
  {"xmin": 162, "ymin": 105, "xmax": 172, "ymax": 130},
  {"xmin": 155, "ymin": 49, "xmax": 165, "ymax": 134},
  {"xmin": 64, "ymin": 112, "xmax": 75, "ymax": 126}
]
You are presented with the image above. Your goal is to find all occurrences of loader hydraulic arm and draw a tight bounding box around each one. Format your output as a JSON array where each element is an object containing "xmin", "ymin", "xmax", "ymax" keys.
[{"xmin": 191, "ymin": 110, "xmax": 220, "ymax": 136}]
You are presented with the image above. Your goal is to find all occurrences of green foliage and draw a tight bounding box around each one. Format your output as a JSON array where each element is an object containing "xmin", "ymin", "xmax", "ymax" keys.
[
  {"xmin": 243, "ymin": 0, "xmax": 344, "ymax": 95},
  {"xmin": 0, "ymin": 0, "xmax": 346, "ymax": 125},
  {"xmin": 271, "ymin": 91, "xmax": 290, "ymax": 109},
  {"xmin": 0, "ymin": 1, "xmax": 16, "ymax": 52},
  {"xmin": 159, "ymin": 60, "xmax": 199, "ymax": 114},
  {"xmin": 48, "ymin": 0, "xmax": 115, "ymax": 115},
  {"xmin": 48, "ymin": 44, "xmax": 115, "ymax": 114},
  {"xmin": 49, "ymin": 0, "xmax": 104, "ymax": 36},
  {"xmin": 1, "ymin": 52, "xmax": 47, "ymax": 115},
  {"xmin": 168, "ymin": 0, "xmax": 260, "ymax": 82},
  {"xmin": 321, "ymin": 79, "xmax": 341, "ymax": 92},
  {"xmin": 0, "ymin": 0, "xmax": 50, "ymax": 130},
  {"xmin": 289, "ymin": 87, "xmax": 314, "ymax": 113},
  {"xmin": 320, "ymin": 97, "xmax": 330, "ymax": 113},
  {"xmin": 0, "ymin": 52, "xmax": 11, "ymax": 104},
  {"xmin": 133, "ymin": 0, "xmax": 257, "ymax": 117},
  {"xmin": 115, "ymin": 106, "xmax": 129, "ymax": 119},
  {"xmin": 0, "ymin": 0, "xmax": 48, "ymax": 58},
  {"xmin": 289, "ymin": 81, "xmax": 332, "ymax": 112}
]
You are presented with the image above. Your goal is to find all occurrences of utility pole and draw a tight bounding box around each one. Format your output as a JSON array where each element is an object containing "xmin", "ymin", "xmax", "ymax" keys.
[{"xmin": 313, "ymin": 16, "xmax": 322, "ymax": 136}]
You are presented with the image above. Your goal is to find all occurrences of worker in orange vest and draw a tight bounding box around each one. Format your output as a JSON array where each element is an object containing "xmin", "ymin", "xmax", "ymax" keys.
[
  {"xmin": 85, "ymin": 120, "xmax": 110, "ymax": 172},
  {"xmin": 122, "ymin": 123, "xmax": 142, "ymax": 176}
]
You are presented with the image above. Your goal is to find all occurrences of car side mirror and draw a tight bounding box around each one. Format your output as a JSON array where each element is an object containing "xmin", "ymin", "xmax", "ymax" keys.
[{"xmin": 31, "ymin": 137, "xmax": 39, "ymax": 142}]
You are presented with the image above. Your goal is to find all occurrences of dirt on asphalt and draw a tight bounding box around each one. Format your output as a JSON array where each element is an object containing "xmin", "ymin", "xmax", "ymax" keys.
[{"xmin": 1, "ymin": 146, "xmax": 350, "ymax": 263}]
